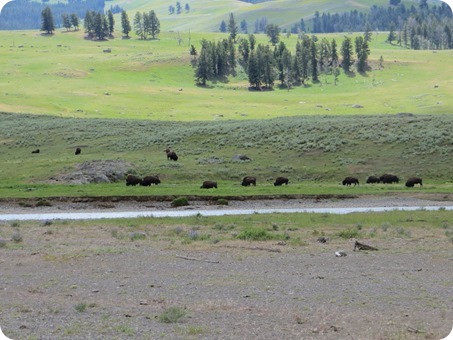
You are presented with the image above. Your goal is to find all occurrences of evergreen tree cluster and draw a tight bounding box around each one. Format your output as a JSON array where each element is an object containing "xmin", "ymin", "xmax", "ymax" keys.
[
  {"xmin": 0, "ymin": 0, "xmax": 107, "ymax": 30},
  {"xmin": 133, "ymin": 10, "xmax": 161, "ymax": 40},
  {"xmin": 84, "ymin": 10, "xmax": 115, "ymax": 40},
  {"xmin": 168, "ymin": 2, "xmax": 190, "ymax": 15},
  {"xmin": 195, "ymin": 33, "xmax": 371, "ymax": 89},
  {"xmin": 309, "ymin": 1, "xmax": 452, "ymax": 50}
]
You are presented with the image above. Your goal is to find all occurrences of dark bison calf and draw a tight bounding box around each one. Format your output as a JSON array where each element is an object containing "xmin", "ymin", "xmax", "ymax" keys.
[
  {"xmin": 165, "ymin": 148, "xmax": 178, "ymax": 161},
  {"xmin": 31, "ymin": 149, "xmax": 40, "ymax": 154},
  {"xmin": 380, "ymin": 174, "xmax": 399, "ymax": 184},
  {"xmin": 126, "ymin": 174, "xmax": 142, "ymax": 186},
  {"xmin": 366, "ymin": 176, "xmax": 380, "ymax": 184},
  {"xmin": 241, "ymin": 176, "xmax": 256, "ymax": 186},
  {"xmin": 342, "ymin": 177, "xmax": 359, "ymax": 186},
  {"xmin": 274, "ymin": 177, "xmax": 289, "ymax": 186},
  {"xmin": 200, "ymin": 180, "xmax": 217, "ymax": 189},
  {"xmin": 405, "ymin": 177, "xmax": 423, "ymax": 187},
  {"xmin": 75, "ymin": 147, "xmax": 81, "ymax": 155},
  {"xmin": 140, "ymin": 175, "xmax": 161, "ymax": 186}
]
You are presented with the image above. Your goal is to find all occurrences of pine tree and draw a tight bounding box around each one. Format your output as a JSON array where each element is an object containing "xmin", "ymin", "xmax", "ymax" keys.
[
  {"xmin": 148, "ymin": 10, "xmax": 160, "ymax": 39},
  {"xmin": 107, "ymin": 9, "xmax": 115, "ymax": 37},
  {"xmin": 340, "ymin": 36, "xmax": 354, "ymax": 73},
  {"xmin": 265, "ymin": 24, "xmax": 280, "ymax": 46},
  {"xmin": 40, "ymin": 7, "xmax": 55, "ymax": 34},
  {"xmin": 62, "ymin": 14, "xmax": 71, "ymax": 31},
  {"xmin": 195, "ymin": 40, "xmax": 213, "ymax": 86},
  {"xmin": 310, "ymin": 39, "xmax": 319, "ymax": 82},
  {"xmin": 355, "ymin": 36, "xmax": 370, "ymax": 73},
  {"xmin": 70, "ymin": 14, "xmax": 79, "ymax": 31},
  {"xmin": 134, "ymin": 12, "xmax": 145, "ymax": 40},
  {"xmin": 228, "ymin": 13, "xmax": 239, "ymax": 43},
  {"xmin": 121, "ymin": 10, "xmax": 131, "ymax": 38}
]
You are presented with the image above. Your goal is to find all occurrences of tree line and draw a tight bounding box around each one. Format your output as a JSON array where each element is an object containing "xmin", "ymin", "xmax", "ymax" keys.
[
  {"xmin": 0, "ymin": 0, "xmax": 107, "ymax": 30},
  {"xmin": 194, "ymin": 32, "xmax": 371, "ymax": 89},
  {"xmin": 308, "ymin": 0, "xmax": 452, "ymax": 50}
]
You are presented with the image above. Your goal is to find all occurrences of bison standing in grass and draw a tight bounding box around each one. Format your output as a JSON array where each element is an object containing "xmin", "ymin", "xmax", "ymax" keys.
[
  {"xmin": 200, "ymin": 181, "xmax": 217, "ymax": 189},
  {"xmin": 165, "ymin": 148, "xmax": 178, "ymax": 161},
  {"xmin": 241, "ymin": 176, "xmax": 256, "ymax": 186},
  {"xmin": 366, "ymin": 176, "xmax": 380, "ymax": 184},
  {"xmin": 274, "ymin": 177, "xmax": 289, "ymax": 186},
  {"xmin": 31, "ymin": 149, "xmax": 40, "ymax": 154},
  {"xmin": 380, "ymin": 174, "xmax": 399, "ymax": 184},
  {"xmin": 405, "ymin": 177, "xmax": 423, "ymax": 187},
  {"xmin": 75, "ymin": 147, "xmax": 81, "ymax": 155},
  {"xmin": 342, "ymin": 177, "xmax": 359, "ymax": 186},
  {"xmin": 126, "ymin": 174, "xmax": 142, "ymax": 186},
  {"xmin": 140, "ymin": 175, "xmax": 161, "ymax": 186}
]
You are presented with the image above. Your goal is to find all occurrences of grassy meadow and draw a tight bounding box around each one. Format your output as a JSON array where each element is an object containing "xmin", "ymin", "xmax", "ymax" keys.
[{"xmin": 0, "ymin": 26, "xmax": 452, "ymax": 198}]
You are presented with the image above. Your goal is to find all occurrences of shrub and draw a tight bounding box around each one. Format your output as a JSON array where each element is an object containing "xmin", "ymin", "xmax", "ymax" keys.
[
  {"xmin": 129, "ymin": 231, "xmax": 146, "ymax": 241},
  {"xmin": 171, "ymin": 197, "xmax": 189, "ymax": 207},
  {"xmin": 237, "ymin": 227, "xmax": 272, "ymax": 241},
  {"xmin": 337, "ymin": 227, "xmax": 360, "ymax": 239},
  {"xmin": 75, "ymin": 303, "xmax": 87, "ymax": 313},
  {"xmin": 11, "ymin": 231, "xmax": 23, "ymax": 243},
  {"xmin": 217, "ymin": 198, "xmax": 229, "ymax": 206},
  {"xmin": 36, "ymin": 199, "xmax": 52, "ymax": 207},
  {"xmin": 158, "ymin": 307, "xmax": 186, "ymax": 323}
]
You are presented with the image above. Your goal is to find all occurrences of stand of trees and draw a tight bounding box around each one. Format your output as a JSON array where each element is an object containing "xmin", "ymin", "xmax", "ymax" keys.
[
  {"xmin": 0, "ymin": 0, "xmax": 109, "ymax": 30},
  {"xmin": 133, "ymin": 10, "xmax": 161, "ymax": 40},
  {"xmin": 195, "ymin": 33, "xmax": 371, "ymax": 89},
  {"xmin": 308, "ymin": 1, "xmax": 452, "ymax": 50},
  {"xmin": 84, "ymin": 10, "xmax": 115, "ymax": 40}
]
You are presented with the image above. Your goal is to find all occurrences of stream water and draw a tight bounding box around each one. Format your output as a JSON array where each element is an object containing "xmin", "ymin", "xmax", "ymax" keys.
[{"xmin": 0, "ymin": 205, "xmax": 452, "ymax": 221}]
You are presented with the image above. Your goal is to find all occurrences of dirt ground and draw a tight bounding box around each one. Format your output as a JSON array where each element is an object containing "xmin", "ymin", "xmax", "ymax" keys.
[{"xmin": 0, "ymin": 194, "xmax": 452, "ymax": 340}]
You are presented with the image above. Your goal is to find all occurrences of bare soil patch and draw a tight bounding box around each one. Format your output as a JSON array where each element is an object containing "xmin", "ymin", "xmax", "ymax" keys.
[{"xmin": 0, "ymin": 195, "xmax": 452, "ymax": 339}]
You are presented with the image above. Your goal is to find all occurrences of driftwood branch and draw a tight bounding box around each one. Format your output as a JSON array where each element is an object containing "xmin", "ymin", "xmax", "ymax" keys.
[
  {"xmin": 176, "ymin": 255, "xmax": 219, "ymax": 263},
  {"xmin": 354, "ymin": 241, "xmax": 378, "ymax": 251}
]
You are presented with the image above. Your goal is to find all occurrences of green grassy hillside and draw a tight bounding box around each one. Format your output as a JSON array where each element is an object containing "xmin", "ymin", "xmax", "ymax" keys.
[
  {"xmin": 1, "ymin": 30, "xmax": 452, "ymax": 120},
  {"xmin": 110, "ymin": 0, "xmax": 428, "ymax": 32}
]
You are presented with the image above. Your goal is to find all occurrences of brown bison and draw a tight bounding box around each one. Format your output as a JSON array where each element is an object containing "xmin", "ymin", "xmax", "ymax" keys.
[
  {"xmin": 274, "ymin": 177, "xmax": 289, "ymax": 186},
  {"xmin": 241, "ymin": 176, "xmax": 256, "ymax": 186},
  {"xmin": 75, "ymin": 147, "xmax": 81, "ymax": 155},
  {"xmin": 366, "ymin": 176, "xmax": 380, "ymax": 184},
  {"xmin": 126, "ymin": 174, "xmax": 142, "ymax": 186},
  {"xmin": 380, "ymin": 174, "xmax": 399, "ymax": 184},
  {"xmin": 165, "ymin": 148, "xmax": 178, "ymax": 161},
  {"xmin": 405, "ymin": 177, "xmax": 423, "ymax": 187},
  {"xmin": 342, "ymin": 177, "xmax": 359, "ymax": 186},
  {"xmin": 31, "ymin": 149, "xmax": 40, "ymax": 154},
  {"xmin": 200, "ymin": 180, "xmax": 217, "ymax": 189},
  {"xmin": 140, "ymin": 175, "xmax": 161, "ymax": 186}
]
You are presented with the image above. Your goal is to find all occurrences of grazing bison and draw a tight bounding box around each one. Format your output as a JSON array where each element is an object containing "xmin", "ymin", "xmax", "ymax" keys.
[
  {"xmin": 405, "ymin": 177, "xmax": 423, "ymax": 187},
  {"xmin": 31, "ymin": 149, "xmax": 40, "ymax": 154},
  {"xmin": 165, "ymin": 148, "xmax": 178, "ymax": 161},
  {"xmin": 366, "ymin": 176, "xmax": 380, "ymax": 184},
  {"xmin": 380, "ymin": 174, "xmax": 399, "ymax": 184},
  {"xmin": 342, "ymin": 177, "xmax": 359, "ymax": 186},
  {"xmin": 126, "ymin": 174, "xmax": 142, "ymax": 186},
  {"xmin": 75, "ymin": 147, "xmax": 81, "ymax": 155},
  {"xmin": 274, "ymin": 177, "xmax": 289, "ymax": 186},
  {"xmin": 241, "ymin": 176, "xmax": 256, "ymax": 186},
  {"xmin": 200, "ymin": 180, "xmax": 217, "ymax": 189},
  {"xmin": 140, "ymin": 175, "xmax": 161, "ymax": 186}
]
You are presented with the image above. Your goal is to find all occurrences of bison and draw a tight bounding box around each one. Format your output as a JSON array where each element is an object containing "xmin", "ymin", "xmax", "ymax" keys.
[
  {"xmin": 241, "ymin": 176, "xmax": 256, "ymax": 187},
  {"xmin": 380, "ymin": 174, "xmax": 399, "ymax": 184},
  {"xmin": 200, "ymin": 180, "xmax": 217, "ymax": 189},
  {"xmin": 75, "ymin": 147, "xmax": 81, "ymax": 155},
  {"xmin": 405, "ymin": 177, "xmax": 423, "ymax": 187},
  {"xmin": 274, "ymin": 177, "xmax": 289, "ymax": 186},
  {"xmin": 366, "ymin": 176, "xmax": 380, "ymax": 184},
  {"xmin": 140, "ymin": 175, "xmax": 161, "ymax": 186},
  {"xmin": 126, "ymin": 174, "xmax": 142, "ymax": 186},
  {"xmin": 165, "ymin": 148, "xmax": 178, "ymax": 161},
  {"xmin": 342, "ymin": 177, "xmax": 359, "ymax": 186},
  {"xmin": 31, "ymin": 149, "xmax": 40, "ymax": 154}
]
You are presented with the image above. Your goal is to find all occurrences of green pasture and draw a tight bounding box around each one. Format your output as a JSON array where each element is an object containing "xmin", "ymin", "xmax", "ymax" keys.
[
  {"xmin": 1, "ymin": 29, "xmax": 452, "ymax": 120},
  {"xmin": 0, "ymin": 112, "xmax": 452, "ymax": 198}
]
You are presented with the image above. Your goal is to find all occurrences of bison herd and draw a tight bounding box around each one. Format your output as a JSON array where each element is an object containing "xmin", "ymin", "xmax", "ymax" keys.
[{"xmin": 343, "ymin": 174, "xmax": 423, "ymax": 188}]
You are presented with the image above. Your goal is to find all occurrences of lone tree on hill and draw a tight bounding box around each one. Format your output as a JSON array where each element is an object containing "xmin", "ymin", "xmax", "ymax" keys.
[{"xmin": 40, "ymin": 7, "xmax": 55, "ymax": 34}]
